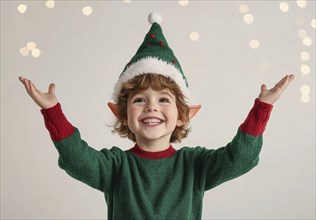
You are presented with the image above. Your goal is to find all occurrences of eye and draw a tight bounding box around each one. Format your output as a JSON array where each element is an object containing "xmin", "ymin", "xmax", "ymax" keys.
[
  {"xmin": 159, "ymin": 97, "xmax": 170, "ymax": 103},
  {"xmin": 133, "ymin": 97, "xmax": 146, "ymax": 103}
]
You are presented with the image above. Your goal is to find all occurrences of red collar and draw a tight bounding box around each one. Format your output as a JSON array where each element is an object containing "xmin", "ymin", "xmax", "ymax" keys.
[{"xmin": 130, "ymin": 144, "xmax": 176, "ymax": 159}]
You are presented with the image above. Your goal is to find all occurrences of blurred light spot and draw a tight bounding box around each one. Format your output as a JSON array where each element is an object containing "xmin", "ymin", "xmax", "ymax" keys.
[
  {"xmin": 19, "ymin": 47, "xmax": 29, "ymax": 56},
  {"xmin": 301, "ymin": 64, "xmax": 310, "ymax": 74},
  {"xmin": 178, "ymin": 0, "xmax": 189, "ymax": 6},
  {"xmin": 26, "ymin": 42, "xmax": 36, "ymax": 50},
  {"xmin": 300, "ymin": 85, "xmax": 311, "ymax": 94},
  {"xmin": 300, "ymin": 51, "xmax": 310, "ymax": 61},
  {"xmin": 280, "ymin": 2, "xmax": 289, "ymax": 12},
  {"xmin": 123, "ymin": 0, "xmax": 132, "ymax": 3},
  {"xmin": 295, "ymin": 16, "xmax": 305, "ymax": 26},
  {"xmin": 311, "ymin": 19, "xmax": 316, "ymax": 29},
  {"xmin": 239, "ymin": 4, "xmax": 249, "ymax": 13},
  {"xmin": 296, "ymin": 0, "xmax": 307, "ymax": 8},
  {"xmin": 82, "ymin": 6, "xmax": 93, "ymax": 16},
  {"xmin": 46, "ymin": 0, "xmax": 55, "ymax": 8},
  {"xmin": 243, "ymin": 14, "xmax": 254, "ymax": 24},
  {"xmin": 301, "ymin": 94, "xmax": 310, "ymax": 103},
  {"xmin": 17, "ymin": 4, "xmax": 27, "ymax": 13},
  {"xmin": 190, "ymin": 32, "xmax": 199, "ymax": 41},
  {"xmin": 249, "ymin": 39, "xmax": 260, "ymax": 49},
  {"xmin": 298, "ymin": 28, "xmax": 307, "ymax": 39},
  {"xmin": 303, "ymin": 37, "xmax": 312, "ymax": 46},
  {"xmin": 31, "ymin": 49, "xmax": 41, "ymax": 58}
]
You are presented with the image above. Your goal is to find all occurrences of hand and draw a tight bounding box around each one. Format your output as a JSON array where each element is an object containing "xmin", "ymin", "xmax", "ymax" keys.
[
  {"xmin": 258, "ymin": 74, "xmax": 295, "ymax": 104},
  {"xmin": 19, "ymin": 76, "xmax": 58, "ymax": 109}
]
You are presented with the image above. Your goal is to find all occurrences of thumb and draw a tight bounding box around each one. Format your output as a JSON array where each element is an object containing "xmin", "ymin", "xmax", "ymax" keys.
[
  {"xmin": 261, "ymin": 84, "xmax": 267, "ymax": 93},
  {"xmin": 48, "ymin": 83, "xmax": 56, "ymax": 94}
]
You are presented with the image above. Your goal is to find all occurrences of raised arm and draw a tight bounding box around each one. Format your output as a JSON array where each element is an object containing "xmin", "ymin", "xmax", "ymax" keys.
[
  {"xmin": 199, "ymin": 74, "xmax": 295, "ymax": 191},
  {"xmin": 18, "ymin": 76, "xmax": 120, "ymax": 193}
]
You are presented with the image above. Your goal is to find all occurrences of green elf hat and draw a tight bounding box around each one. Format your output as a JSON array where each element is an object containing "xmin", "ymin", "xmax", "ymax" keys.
[{"xmin": 112, "ymin": 12, "xmax": 190, "ymax": 103}]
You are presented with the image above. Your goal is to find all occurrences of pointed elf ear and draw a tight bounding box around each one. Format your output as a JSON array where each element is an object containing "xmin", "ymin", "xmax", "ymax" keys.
[
  {"xmin": 108, "ymin": 102, "xmax": 119, "ymax": 118},
  {"xmin": 176, "ymin": 105, "xmax": 201, "ymax": 126}
]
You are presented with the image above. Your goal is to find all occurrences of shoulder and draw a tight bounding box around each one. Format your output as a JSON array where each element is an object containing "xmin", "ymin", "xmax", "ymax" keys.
[
  {"xmin": 99, "ymin": 146, "xmax": 129, "ymax": 160},
  {"xmin": 176, "ymin": 146, "xmax": 215, "ymax": 158}
]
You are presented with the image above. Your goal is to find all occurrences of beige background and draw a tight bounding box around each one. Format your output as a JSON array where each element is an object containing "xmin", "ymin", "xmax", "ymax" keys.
[{"xmin": 1, "ymin": 1, "xmax": 315, "ymax": 219}]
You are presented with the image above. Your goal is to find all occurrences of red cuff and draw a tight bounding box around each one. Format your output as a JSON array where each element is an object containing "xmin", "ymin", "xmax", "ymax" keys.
[
  {"xmin": 41, "ymin": 103, "xmax": 75, "ymax": 141},
  {"xmin": 239, "ymin": 98, "xmax": 273, "ymax": 136}
]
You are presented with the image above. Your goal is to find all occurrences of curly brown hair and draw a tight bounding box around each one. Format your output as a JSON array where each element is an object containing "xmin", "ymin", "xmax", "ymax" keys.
[{"xmin": 113, "ymin": 73, "xmax": 190, "ymax": 143}]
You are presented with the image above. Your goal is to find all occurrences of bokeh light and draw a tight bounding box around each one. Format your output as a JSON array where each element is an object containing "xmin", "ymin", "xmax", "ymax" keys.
[
  {"xmin": 300, "ymin": 85, "xmax": 311, "ymax": 94},
  {"xmin": 301, "ymin": 64, "xmax": 311, "ymax": 74},
  {"xmin": 31, "ymin": 49, "xmax": 41, "ymax": 58},
  {"xmin": 298, "ymin": 29, "xmax": 307, "ymax": 39},
  {"xmin": 46, "ymin": 0, "xmax": 55, "ymax": 8},
  {"xmin": 239, "ymin": 4, "xmax": 249, "ymax": 14},
  {"xmin": 296, "ymin": 0, "xmax": 307, "ymax": 8},
  {"xmin": 300, "ymin": 51, "xmax": 310, "ymax": 61},
  {"xmin": 280, "ymin": 2, "xmax": 289, "ymax": 13},
  {"xmin": 82, "ymin": 6, "xmax": 93, "ymax": 16},
  {"xmin": 303, "ymin": 37, "xmax": 312, "ymax": 46},
  {"xmin": 179, "ymin": 0, "xmax": 189, "ymax": 6},
  {"xmin": 20, "ymin": 42, "xmax": 41, "ymax": 58},
  {"xmin": 190, "ymin": 32, "xmax": 199, "ymax": 41},
  {"xmin": 243, "ymin": 14, "xmax": 254, "ymax": 24},
  {"xmin": 19, "ymin": 47, "xmax": 29, "ymax": 56},
  {"xmin": 26, "ymin": 42, "xmax": 36, "ymax": 50},
  {"xmin": 301, "ymin": 94, "xmax": 310, "ymax": 103},
  {"xmin": 17, "ymin": 4, "xmax": 27, "ymax": 13},
  {"xmin": 249, "ymin": 39, "xmax": 260, "ymax": 49},
  {"xmin": 311, "ymin": 19, "xmax": 316, "ymax": 29}
]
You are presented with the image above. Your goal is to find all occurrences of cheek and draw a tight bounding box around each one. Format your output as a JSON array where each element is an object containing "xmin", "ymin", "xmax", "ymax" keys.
[
  {"xmin": 126, "ymin": 106, "xmax": 140, "ymax": 126},
  {"xmin": 127, "ymin": 106, "xmax": 138, "ymax": 118},
  {"xmin": 166, "ymin": 107, "xmax": 179, "ymax": 122}
]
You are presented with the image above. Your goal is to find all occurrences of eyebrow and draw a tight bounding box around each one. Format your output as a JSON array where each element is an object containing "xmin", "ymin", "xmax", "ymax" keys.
[
  {"xmin": 129, "ymin": 90, "xmax": 175, "ymax": 101},
  {"xmin": 159, "ymin": 91, "xmax": 175, "ymax": 101}
]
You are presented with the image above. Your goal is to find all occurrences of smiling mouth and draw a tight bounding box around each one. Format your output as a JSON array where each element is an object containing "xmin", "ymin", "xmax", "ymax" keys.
[{"xmin": 141, "ymin": 118, "xmax": 164, "ymax": 125}]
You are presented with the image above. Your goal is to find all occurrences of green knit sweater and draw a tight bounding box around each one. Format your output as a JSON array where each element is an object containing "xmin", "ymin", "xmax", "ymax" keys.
[{"xmin": 41, "ymin": 99, "xmax": 272, "ymax": 219}]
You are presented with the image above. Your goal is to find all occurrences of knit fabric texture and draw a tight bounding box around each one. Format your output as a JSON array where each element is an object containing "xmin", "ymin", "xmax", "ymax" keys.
[{"xmin": 41, "ymin": 99, "xmax": 273, "ymax": 220}]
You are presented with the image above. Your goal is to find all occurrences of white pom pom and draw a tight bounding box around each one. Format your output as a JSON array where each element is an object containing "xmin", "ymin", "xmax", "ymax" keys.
[{"xmin": 148, "ymin": 12, "xmax": 162, "ymax": 24}]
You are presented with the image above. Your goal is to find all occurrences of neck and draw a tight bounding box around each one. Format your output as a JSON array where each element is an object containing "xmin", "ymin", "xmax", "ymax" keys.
[
  {"xmin": 131, "ymin": 144, "xmax": 176, "ymax": 159},
  {"xmin": 136, "ymin": 139, "xmax": 170, "ymax": 152}
]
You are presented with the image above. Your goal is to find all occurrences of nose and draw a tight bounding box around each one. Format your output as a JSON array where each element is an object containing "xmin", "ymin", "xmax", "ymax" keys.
[{"xmin": 144, "ymin": 101, "xmax": 158, "ymax": 112}]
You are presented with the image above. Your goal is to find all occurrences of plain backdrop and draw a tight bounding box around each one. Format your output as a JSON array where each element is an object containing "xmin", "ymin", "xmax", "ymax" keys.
[{"xmin": 1, "ymin": 1, "xmax": 315, "ymax": 219}]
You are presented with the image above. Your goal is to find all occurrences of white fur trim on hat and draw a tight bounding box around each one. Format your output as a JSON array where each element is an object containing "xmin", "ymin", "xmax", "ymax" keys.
[{"xmin": 112, "ymin": 57, "xmax": 190, "ymax": 103}]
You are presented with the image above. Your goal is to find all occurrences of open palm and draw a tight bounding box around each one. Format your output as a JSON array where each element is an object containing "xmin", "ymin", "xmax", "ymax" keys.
[
  {"xmin": 258, "ymin": 74, "xmax": 295, "ymax": 104},
  {"xmin": 19, "ymin": 76, "xmax": 58, "ymax": 109}
]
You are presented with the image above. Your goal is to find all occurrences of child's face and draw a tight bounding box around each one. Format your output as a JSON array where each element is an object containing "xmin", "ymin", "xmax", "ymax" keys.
[{"xmin": 126, "ymin": 87, "xmax": 179, "ymax": 147}]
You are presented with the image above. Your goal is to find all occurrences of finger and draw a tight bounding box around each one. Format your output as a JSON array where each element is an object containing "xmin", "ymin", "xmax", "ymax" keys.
[
  {"xmin": 278, "ymin": 75, "xmax": 292, "ymax": 91},
  {"xmin": 274, "ymin": 75, "xmax": 290, "ymax": 89},
  {"xmin": 18, "ymin": 76, "xmax": 25, "ymax": 83},
  {"xmin": 29, "ymin": 80, "xmax": 38, "ymax": 96},
  {"xmin": 275, "ymin": 76, "xmax": 286, "ymax": 88},
  {"xmin": 261, "ymin": 84, "xmax": 267, "ymax": 93},
  {"xmin": 288, "ymin": 74, "xmax": 295, "ymax": 83},
  {"xmin": 19, "ymin": 77, "xmax": 30, "ymax": 92},
  {"xmin": 25, "ymin": 79, "xmax": 31, "ymax": 93},
  {"xmin": 19, "ymin": 76, "xmax": 28, "ymax": 87},
  {"xmin": 48, "ymin": 83, "xmax": 55, "ymax": 94},
  {"xmin": 30, "ymin": 80, "xmax": 38, "ymax": 91}
]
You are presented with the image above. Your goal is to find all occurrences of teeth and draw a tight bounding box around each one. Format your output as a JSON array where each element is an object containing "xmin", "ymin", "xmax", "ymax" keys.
[{"xmin": 142, "ymin": 119, "xmax": 162, "ymax": 125}]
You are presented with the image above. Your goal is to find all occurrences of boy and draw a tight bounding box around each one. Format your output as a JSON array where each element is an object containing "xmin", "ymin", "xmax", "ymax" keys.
[{"xmin": 19, "ymin": 12, "xmax": 294, "ymax": 219}]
